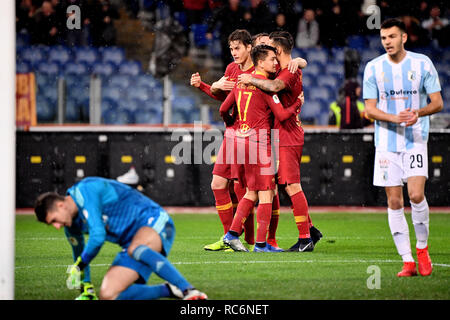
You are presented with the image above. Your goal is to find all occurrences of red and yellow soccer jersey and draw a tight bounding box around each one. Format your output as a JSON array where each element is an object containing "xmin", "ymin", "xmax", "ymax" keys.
[
  {"xmin": 273, "ymin": 68, "xmax": 304, "ymax": 146},
  {"xmin": 220, "ymin": 72, "xmax": 300, "ymax": 142}
]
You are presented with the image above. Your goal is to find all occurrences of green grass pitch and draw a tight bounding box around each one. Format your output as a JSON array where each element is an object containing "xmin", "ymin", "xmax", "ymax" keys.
[{"xmin": 15, "ymin": 212, "xmax": 450, "ymax": 300}]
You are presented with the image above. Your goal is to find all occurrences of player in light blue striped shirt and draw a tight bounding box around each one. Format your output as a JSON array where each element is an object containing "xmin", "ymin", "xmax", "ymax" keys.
[
  {"xmin": 363, "ymin": 18, "xmax": 443, "ymax": 278},
  {"xmin": 34, "ymin": 177, "xmax": 207, "ymax": 300}
]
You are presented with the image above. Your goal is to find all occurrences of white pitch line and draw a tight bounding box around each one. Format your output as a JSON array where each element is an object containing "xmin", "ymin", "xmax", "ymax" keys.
[{"xmin": 15, "ymin": 259, "xmax": 450, "ymax": 269}]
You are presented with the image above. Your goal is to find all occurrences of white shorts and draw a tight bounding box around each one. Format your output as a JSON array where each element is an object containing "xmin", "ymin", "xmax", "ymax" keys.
[{"xmin": 373, "ymin": 144, "xmax": 428, "ymax": 187}]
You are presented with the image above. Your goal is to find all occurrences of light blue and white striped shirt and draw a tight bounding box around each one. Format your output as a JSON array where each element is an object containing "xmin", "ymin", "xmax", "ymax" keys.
[{"xmin": 363, "ymin": 51, "xmax": 441, "ymax": 152}]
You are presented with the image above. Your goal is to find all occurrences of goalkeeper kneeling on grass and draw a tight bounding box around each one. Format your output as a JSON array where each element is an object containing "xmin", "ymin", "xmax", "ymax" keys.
[{"xmin": 34, "ymin": 177, "xmax": 207, "ymax": 300}]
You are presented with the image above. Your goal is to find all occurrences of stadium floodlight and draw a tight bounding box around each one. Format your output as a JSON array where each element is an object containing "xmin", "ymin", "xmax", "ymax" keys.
[{"xmin": 0, "ymin": 0, "xmax": 16, "ymax": 300}]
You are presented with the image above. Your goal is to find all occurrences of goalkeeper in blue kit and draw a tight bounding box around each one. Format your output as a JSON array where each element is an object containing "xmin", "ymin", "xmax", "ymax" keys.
[{"xmin": 34, "ymin": 177, "xmax": 207, "ymax": 300}]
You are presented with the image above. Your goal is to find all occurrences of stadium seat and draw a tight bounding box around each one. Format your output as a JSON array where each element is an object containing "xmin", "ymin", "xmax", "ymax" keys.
[
  {"xmin": 361, "ymin": 49, "xmax": 380, "ymax": 64},
  {"xmin": 301, "ymin": 74, "xmax": 315, "ymax": 87},
  {"xmin": 74, "ymin": 46, "xmax": 99, "ymax": 66},
  {"xmin": 66, "ymin": 84, "xmax": 89, "ymax": 103},
  {"xmin": 133, "ymin": 108, "xmax": 163, "ymax": 124},
  {"xmin": 101, "ymin": 46, "xmax": 125, "ymax": 66},
  {"xmin": 171, "ymin": 109, "xmax": 190, "ymax": 124},
  {"xmin": 302, "ymin": 62, "xmax": 322, "ymax": 76},
  {"xmin": 92, "ymin": 62, "xmax": 115, "ymax": 77},
  {"xmin": 317, "ymin": 75, "xmax": 339, "ymax": 89},
  {"xmin": 48, "ymin": 46, "xmax": 72, "ymax": 65},
  {"xmin": 65, "ymin": 99, "xmax": 82, "ymax": 122},
  {"xmin": 309, "ymin": 87, "xmax": 333, "ymax": 101},
  {"xmin": 300, "ymin": 100, "xmax": 322, "ymax": 124},
  {"xmin": 36, "ymin": 61, "xmax": 60, "ymax": 76},
  {"xmin": 291, "ymin": 48, "xmax": 305, "ymax": 59},
  {"xmin": 191, "ymin": 24, "xmax": 210, "ymax": 47},
  {"xmin": 16, "ymin": 61, "xmax": 31, "ymax": 74},
  {"xmin": 20, "ymin": 46, "xmax": 46, "ymax": 66},
  {"xmin": 134, "ymin": 74, "xmax": 162, "ymax": 89},
  {"xmin": 117, "ymin": 98, "xmax": 140, "ymax": 113},
  {"xmin": 127, "ymin": 85, "xmax": 152, "ymax": 102},
  {"xmin": 327, "ymin": 63, "xmax": 345, "ymax": 78},
  {"xmin": 101, "ymin": 85, "xmax": 124, "ymax": 101},
  {"xmin": 106, "ymin": 74, "xmax": 133, "ymax": 89},
  {"xmin": 367, "ymin": 35, "xmax": 382, "ymax": 51},
  {"xmin": 306, "ymin": 49, "xmax": 328, "ymax": 65},
  {"xmin": 188, "ymin": 108, "xmax": 201, "ymax": 123},
  {"xmin": 36, "ymin": 95, "xmax": 56, "ymax": 122},
  {"xmin": 118, "ymin": 60, "xmax": 142, "ymax": 76},
  {"xmin": 171, "ymin": 96, "xmax": 196, "ymax": 112},
  {"xmin": 64, "ymin": 74, "xmax": 90, "ymax": 88},
  {"xmin": 101, "ymin": 97, "xmax": 118, "ymax": 113},
  {"xmin": 102, "ymin": 107, "xmax": 134, "ymax": 124},
  {"xmin": 330, "ymin": 47, "xmax": 345, "ymax": 63},
  {"xmin": 443, "ymin": 87, "xmax": 450, "ymax": 103},
  {"xmin": 64, "ymin": 61, "xmax": 88, "ymax": 75}
]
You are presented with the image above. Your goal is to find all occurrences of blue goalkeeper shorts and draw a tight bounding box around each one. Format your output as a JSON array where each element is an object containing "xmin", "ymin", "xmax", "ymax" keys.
[{"xmin": 111, "ymin": 209, "xmax": 175, "ymax": 283}]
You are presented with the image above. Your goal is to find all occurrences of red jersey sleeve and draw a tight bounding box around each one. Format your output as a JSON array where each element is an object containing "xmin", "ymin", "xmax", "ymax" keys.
[
  {"xmin": 219, "ymin": 89, "xmax": 237, "ymax": 126},
  {"xmin": 276, "ymin": 68, "xmax": 300, "ymax": 91},
  {"xmin": 263, "ymin": 92, "xmax": 300, "ymax": 122}
]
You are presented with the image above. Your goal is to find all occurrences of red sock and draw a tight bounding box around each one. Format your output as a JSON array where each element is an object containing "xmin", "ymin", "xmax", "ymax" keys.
[
  {"xmin": 268, "ymin": 193, "xmax": 280, "ymax": 241},
  {"xmin": 229, "ymin": 181, "xmax": 239, "ymax": 215},
  {"xmin": 256, "ymin": 203, "xmax": 272, "ymax": 243},
  {"xmin": 243, "ymin": 210, "xmax": 255, "ymax": 245},
  {"xmin": 234, "ymin": 182, "xmax": 255, "ymax": 244},
  {"xmin": 233, "ymin": 181, "xmax": 246, "ymax": 202},
  {"xmin": 230, "ymin": 198, "xmax": 255, "ymax": 234},
  {"xmin": 290, "ymin": 191, "xmax": 310, "ymax": 238},
  {"xmin": 212, "ymin": 188, "xmax": 234, "ymax": 234}
]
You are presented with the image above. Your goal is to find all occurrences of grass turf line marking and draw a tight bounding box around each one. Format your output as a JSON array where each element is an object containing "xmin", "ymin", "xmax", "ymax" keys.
[{"xmin": 15, "ymin": 260, "xmax": 450, "ymax": 269}]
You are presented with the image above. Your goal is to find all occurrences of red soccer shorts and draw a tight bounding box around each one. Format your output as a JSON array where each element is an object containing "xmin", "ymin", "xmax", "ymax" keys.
[
  {"xmin": 277, "ymin": 145, "xmax": 303, "ymax": 185},
  {"xmin": 212, "ymin": 135, "xmax": 232, "ymax": 180},
  {"xmin": 232, "ymin": 138, "xmax": 276, "ymax": 191}
]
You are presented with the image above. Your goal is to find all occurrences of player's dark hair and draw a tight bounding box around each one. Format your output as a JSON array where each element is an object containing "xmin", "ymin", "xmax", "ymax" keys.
[
  {"xmin": 228, "ymin": 29, "xmax": 252, "ymax": 46},
  {"xmin": 251, "ymin": 44, "xmax": 277, "ymax": 67},
  {"xmin": 269, "ymin": 31, "xmax": 294, "ymax": 54},
  {"xmin": 34, "ymin": 192, "xmax": 65, "ymax": 223},
  {"xmin": 380, "ymin": 18, "xmax": 406, "ymax": 33},
  {"xmin": 251, "ymin": 32, "xmax": 269, "ymax": 46}
]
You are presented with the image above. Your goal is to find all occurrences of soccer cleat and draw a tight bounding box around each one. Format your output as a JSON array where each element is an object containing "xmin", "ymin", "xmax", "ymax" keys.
[
  {"xmin": 287, "ymin": 238, "xmax": 314, "ymax": 252},
  {"xmin": 397, "ymin": 262, "xmax": 418, "ymax": 277},
  {"xmin": 116, "ymin": 166, "xmax": 139, "ymax": 185},
  {"xmin": 267, "ymin": 238, "xmax": 279, "ymax": 248},
  {"xmin": 75, "ymin": 282, "xmax": 98, "ymax": 300},
  {"xmin": 244, "ymin": 242, "xmax": 255, "ymax": 252},
  {"xmin": 253, "ymin": 243, "xmax": 284, "ymax": 252},
  {"xmin": 166, "ymin": 282, "xmax": 184, "ymax": 299},
  {"xmin": 223, "ymin": 232, "xmax": 249, "ymax": 252},
  {"xmin": 203, "ymin": 238, "xmax": 230, "ymax": 251},
  {"xmin": 310, "ymin": 226, "xmax": 323, "ymax": 245},
  {"xmin": 183, "ymin": 289, "xmax": 208, "ymax": 300},
  {"xmin": 417, "ymin": 247, "xmax": 433, "ymax": 276}
]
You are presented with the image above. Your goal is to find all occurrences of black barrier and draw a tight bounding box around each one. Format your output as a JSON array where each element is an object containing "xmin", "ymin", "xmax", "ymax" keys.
[{"xmin": 16, "ymin": 128, "xmax": 450, "ymax": 208}]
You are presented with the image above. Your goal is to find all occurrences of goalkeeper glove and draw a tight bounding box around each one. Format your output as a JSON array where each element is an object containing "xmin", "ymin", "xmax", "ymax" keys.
[
  {"xmin": 75, "ymin": 282, "xmax": 99, "ymax": 300},
  {"xmin": 66, "ymin": 256, "xmax": 87, "ymax": 290}
]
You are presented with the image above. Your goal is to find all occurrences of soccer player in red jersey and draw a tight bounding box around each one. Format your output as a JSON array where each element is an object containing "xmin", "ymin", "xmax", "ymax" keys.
[
  {"xmin": 190, "ymin": 30, "xmax": 308, "ymax": 252},
  {"xmin": 219, "ymin": 45, "xmax": 303, "ymax": 252},
  {"xmin": 238, "ymin": 31, "xmax": 323, "ymax": 252},
  {"xmin": 191, "ymin": 30, "xmax": 256, "ymax": 251}
]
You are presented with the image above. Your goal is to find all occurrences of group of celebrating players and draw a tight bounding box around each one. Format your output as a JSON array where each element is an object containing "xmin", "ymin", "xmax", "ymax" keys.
[
  {"xmin": 190, "ymin": 29, "xmax": 322, "ymax": 253},
  {"xmin": 33, "ymin": 19, "xmax": 443, "ymax": 300}
]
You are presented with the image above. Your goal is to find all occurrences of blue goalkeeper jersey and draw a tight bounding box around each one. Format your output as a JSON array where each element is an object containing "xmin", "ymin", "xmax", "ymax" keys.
[{"xmin": 64, "ymin": 177, "xmax": 165, "ymax": 266}]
